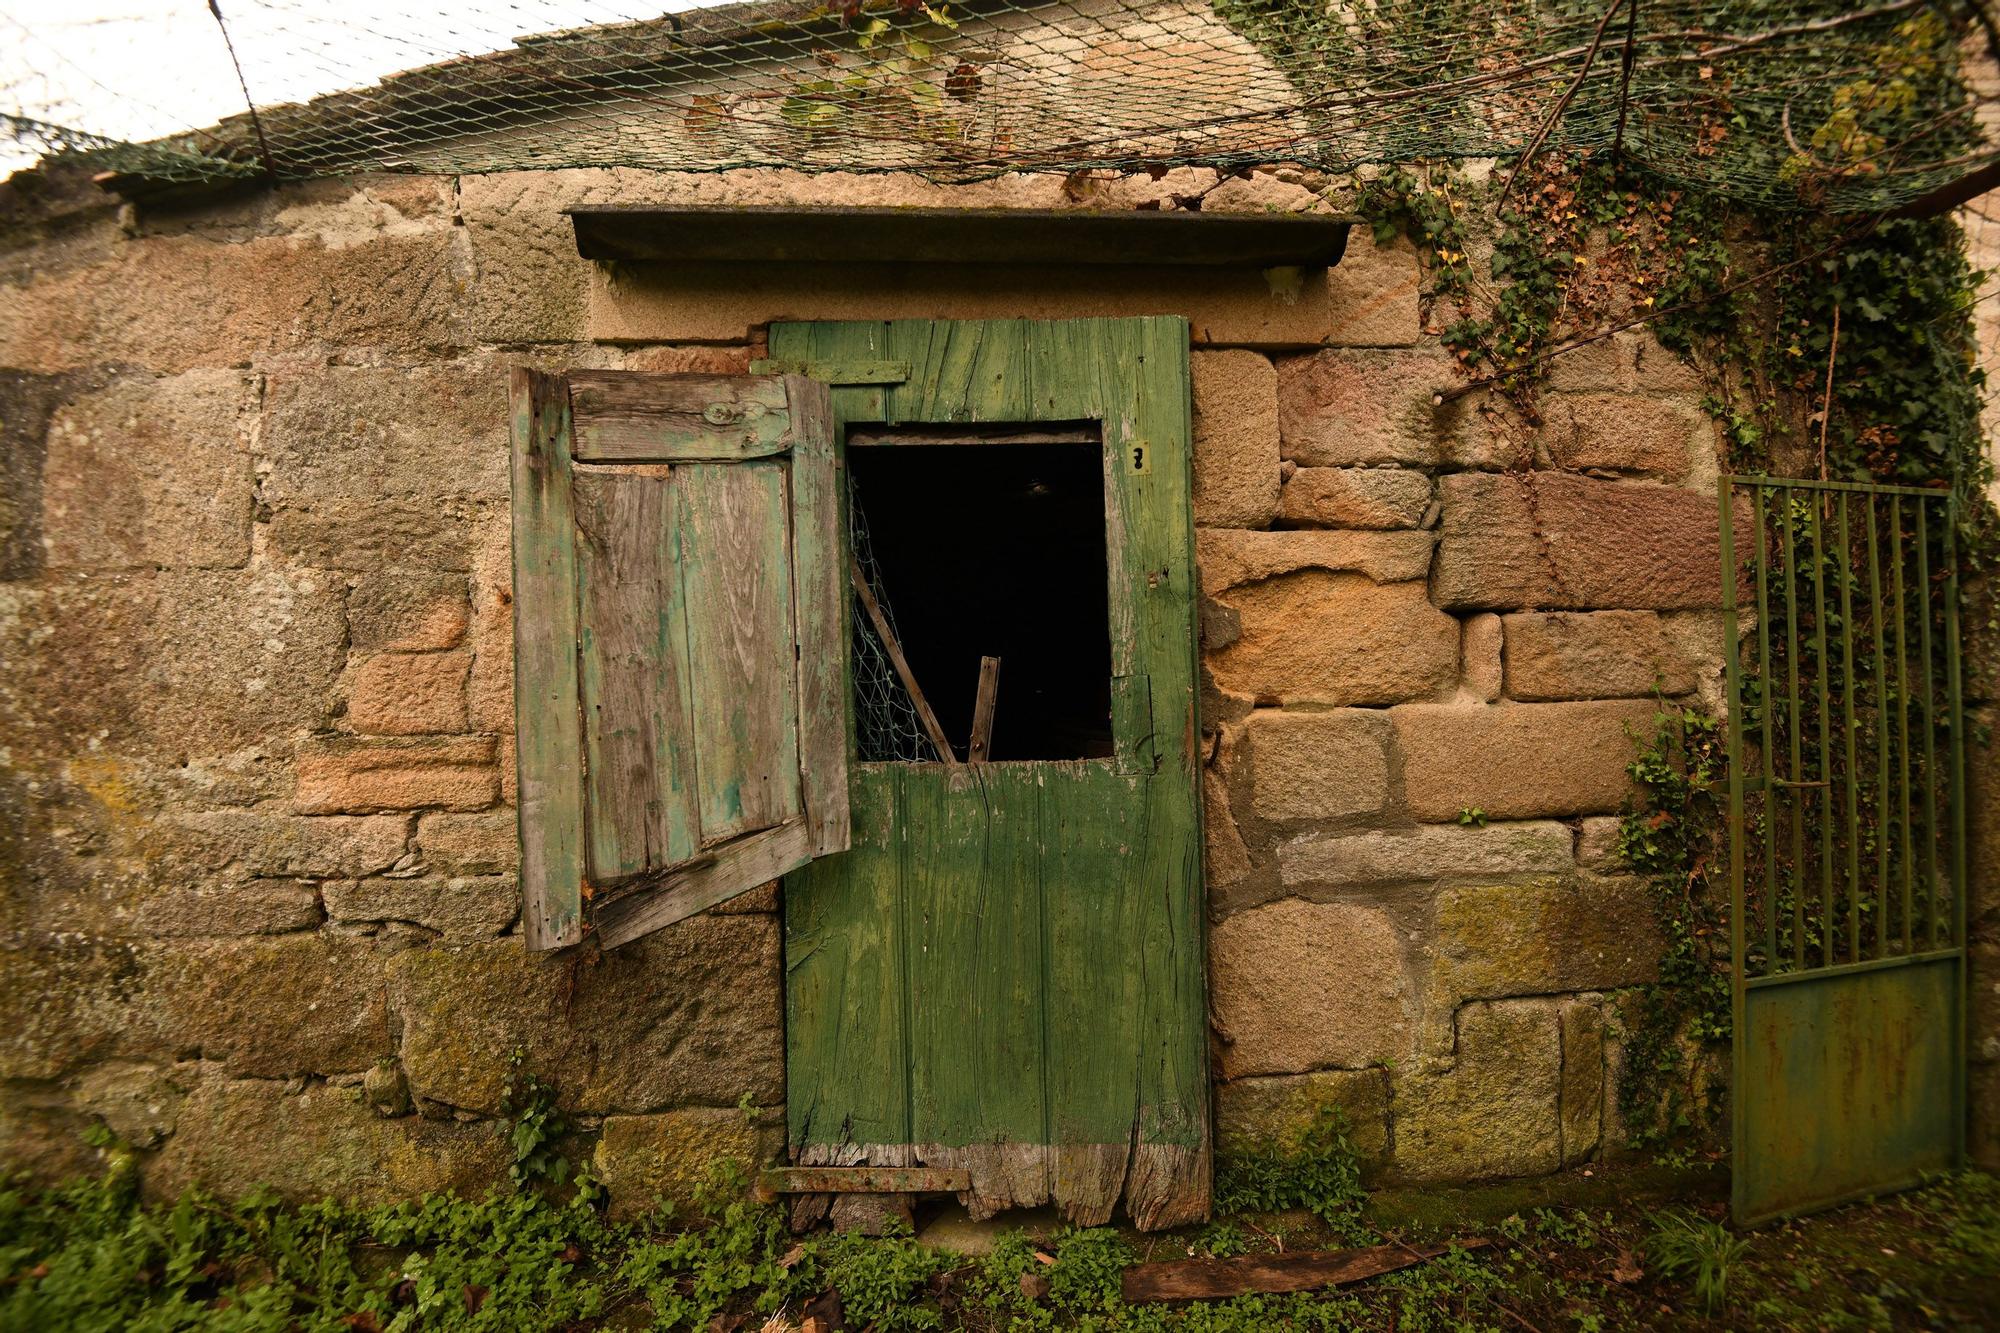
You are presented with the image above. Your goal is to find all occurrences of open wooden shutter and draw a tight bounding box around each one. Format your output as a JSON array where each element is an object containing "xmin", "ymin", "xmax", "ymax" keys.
[{"xmin": 509, "ymin": 368, "xmax": 847, "ymax": 950}]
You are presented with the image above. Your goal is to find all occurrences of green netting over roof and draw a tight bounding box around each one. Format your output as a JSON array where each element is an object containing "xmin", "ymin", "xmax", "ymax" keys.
[{"xmin": 4, "ymin": 0, "xmax": 1995, "ymax": 212}]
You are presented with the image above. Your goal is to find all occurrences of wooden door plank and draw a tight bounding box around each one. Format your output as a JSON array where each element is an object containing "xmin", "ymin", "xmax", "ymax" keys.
[
  {"xmin": 572, "ymin": 466, "xmax": 700, "ymax": 882},
  {"xmin": 509, "ymin": 368, "xmax": 586, "ymax": 950},
  {"xmin": 569, "ymin": 371, "xmax": 793, "ymax": 461},
  {"xmin": 677, "ymin": 460, "xmax": 803, "ymax": 845},
  {"xmin": 784, "ymin": 767, "xmax": 911, "ymax": 1153},
  {"xmin": 786, "ymin": 374, "xmax": 850, "ymax": 857},
  {"xmin": 904, "ymin": 763, "xmax": 1047, "ymax": 1156},
  {"xmin": 1039, "ymin": 761, "xmax": 1147, "ymax": 1227},
  {"xmin": 1108, "ymin": 317, "xmax": 1209, "ymax": 1230}
]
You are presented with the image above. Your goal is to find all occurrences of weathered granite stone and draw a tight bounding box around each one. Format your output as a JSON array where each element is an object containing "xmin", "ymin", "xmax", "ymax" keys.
[
  {"xmin": 1503, "ymin": 611, "xmax": 1696, "ymax": 701},
  {"xmin": 388, "ymin": 914, "xmax": 783, "ymax": 1114},
  {"xmin": 346, "ymin": 571, "xmax": 469, "ymax": 651},
  {"xmin": 0, "ymin": 228, "xmax": 464, "ymax": 376},
  {"xmin": 148, "ymin": 1076, "xmax": 508, "ymax": 1204},
  {"xmin": 41, "ymin": 370, "xmax": 256, "ymax": 571},
  {"xmin": 1462, "ymin": 613, "xmax": 1502, "ymax": 702},
  {"xmin": 1428, "ymin": 876, "xmax": 1662, "ymax": 1034},
  {"xmin": 1575, "ymin": 816, "xmax": 1627, "ymax": 870},
  {"xmin": 1539, "ymin": 394, "xmax": 1704, "ymax": 480},
  {"xmin": 1544, "ymin": 331, "xmax": 1702, "ymax": 396},
  {"xmin": 1203, "ymin": 765, "xmax": 1254, "ymax": 888},
  {"xmin": 1432, "ymin": 473, "xmax": 1731, "ymax": 611},
  {"xmin": 1393, "ymin": 700, "xmax": 1656, "ymax": 820},
  {"xmin": 1322, "ymin": 230, "xmax": 1423, "ymax": 348},
  {"xmin": 0, "ymin": 569, "xmax": 345, "ymax": 760},
  {"xmin": 147, "ymin": 935, "xmax": 397, "ymax": 1079},
  {"xmin": 1396, "ymin": 999, "xmax": 1561, "ymax": 1180},
  {"xmin": 342, "ymin": 650, "xmax": 471, "ymax": 735},
  {"xmin": 155, "ymin": 811, "xmax": 409, "ymax": 879},
  {"xmin": 1209, "ymin": 573, "xmax": 1458, "ymax": 706},
  {"xmin": 1192, "ymin": 350, "xmax": 1281, "ymax": 528},
  {"xmin": 322, "ymin": 875, "xmax": 517, "ymax": 941},
  {"xmin": 416, "ymin": 811, "xmax": 518, "ymax": 877},
  {"xmin": 1197, "ymin": 528, "xmax": 1435, "ymax": 592},
  {"xmin": 1210, "ymin": 898, "xmax": 1411, "ymax": 1076},
  {"xmin": 75, "ymin": 1061, "xmax": 185, "ymax": 1149},
  {"xmin": 294, "ymin": 736, "xmax": 499, "ymax": 815},
  {"xmin": 1279, "ymin": 821, "xmax": 1573, "ymax": 888},
  {"xmin": 594, "ymin": 1108, "xmax": 785, "ymax": 1221},
  {"xmin": 1244, "ymin": 708, "xmax": 1392, "ymax": 821},
  {"xmin": 1276, "ymin": 348, "xmax": 1460, "ymax": 466},
  {"xmin": 1559, "ymin": 1000, "xmax": 1606, "ymax": 1167},
  {"xmin": 1278, "ymin": 467, "xmax": 1431, "ymax": 529},
  {"xmin": 1214, "ymin": 1068, "xmax": 1390, "ymax": 1170}
]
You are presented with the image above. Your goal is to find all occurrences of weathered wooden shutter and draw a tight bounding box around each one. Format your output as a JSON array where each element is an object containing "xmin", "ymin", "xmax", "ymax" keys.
[{"xmin": 509, "ymin": 368, "xmax": 847, "ymax": 950}]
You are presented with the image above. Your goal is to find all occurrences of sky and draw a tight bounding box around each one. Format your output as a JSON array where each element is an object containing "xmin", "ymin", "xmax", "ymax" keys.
[{"xmin": 0, "ymin": 0, "xmax": 721, "ymax": 171}]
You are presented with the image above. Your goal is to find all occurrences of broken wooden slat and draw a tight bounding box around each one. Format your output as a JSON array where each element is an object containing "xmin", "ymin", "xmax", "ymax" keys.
[
  {"xmin": 1121, "ymin": 1240, "xmax": 1491, "ymax": 1304},
  {"xmin": 568, "ymin": 371, "xmax": 792, "ymax": 461},
  {"xmin": 850, "ymin": 554, "xmax": 959, "ymax": 764},
  {"xmin": 592, "ymin": 819, "xmax": 813, "ymax": 950},
  {"xmin": 967, "ymin": 656, "xmax": 1001, "ymax": 762},
  {"xmin": 758, "ymin": 1166, "xmax": 972, "ymax": 1196}
]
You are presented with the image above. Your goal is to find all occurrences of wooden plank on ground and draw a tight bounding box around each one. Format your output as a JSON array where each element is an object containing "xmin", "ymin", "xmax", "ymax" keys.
[
  {"xmin": 757, "ymin": 1166, "xmax": 971, "ymax": 1196},
  {"xmin": 1122, "ymin": 1240, "xmax": 1491, "ymax": 1304},
  {"xmin": 571, "ymin": 466, "xmax": 699, "ymax": 882},
  {"xmin": 678, "ymin": 460, "xmax": 803, "ymax": 844},
  {"xmin": 509, "ymin": 367, "xmax": 586, "ymax": 951},
  {"xmin": 968, "ymin": 656, "xmax": 1001, "ymax": 762},
  {"xmin": 568, "ymin": 371, "xmax": 792, "ymax": 461}
]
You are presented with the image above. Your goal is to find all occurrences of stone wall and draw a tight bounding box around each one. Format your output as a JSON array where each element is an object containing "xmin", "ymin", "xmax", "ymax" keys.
[{"xmin": 0, "ymin": 157, "xmax": 1989, "ymax": 1210}]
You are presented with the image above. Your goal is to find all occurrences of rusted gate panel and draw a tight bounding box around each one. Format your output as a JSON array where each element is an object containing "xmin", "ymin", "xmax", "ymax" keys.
[{"xmin": 1721, "ymin": 476, "xmax": 1967, "ymax": 1226}]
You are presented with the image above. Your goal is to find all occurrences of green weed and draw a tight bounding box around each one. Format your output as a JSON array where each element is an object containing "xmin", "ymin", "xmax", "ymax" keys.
[{"xmin": 1647, "ymin": 1210, "xmax": 1750, "ymax": 1315}]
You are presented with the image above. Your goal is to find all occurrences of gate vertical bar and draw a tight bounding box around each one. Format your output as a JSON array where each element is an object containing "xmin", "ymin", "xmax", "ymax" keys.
[
  {"xmin": 1808, "ymin": 498, "xmax": 1835, "ymax": 968},
  {"xmin": 1916, "ymin": 503, "xmax": 1941, "ymax": 951},
  {"xmin": 1836, "ymin": 493, "xmax": 1862, "ymax": 961},
  {"xmin": 1944, "ymin": 493, "xmax": 1967, "ymax": 1165},
  {"xmin": 1865, "ymin": 497, "xmax": 1891, "ymax": 956},
  {"xmin": 1781, "ymin": 495, "xmax": 1807, "ymax": 968},
  {"xmin": 1892, "ymin": 496, "xmax": 1915, "ymax": 952},
  {"xmin": 1752, "ymin": 486, "xmax": 1778, "ymax": 966}
]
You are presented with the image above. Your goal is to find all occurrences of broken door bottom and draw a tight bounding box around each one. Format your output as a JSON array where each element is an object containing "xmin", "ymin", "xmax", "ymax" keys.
[{"xmin": 788, "ymin": 1140, "xmax": 1209, "ymax": 1232}]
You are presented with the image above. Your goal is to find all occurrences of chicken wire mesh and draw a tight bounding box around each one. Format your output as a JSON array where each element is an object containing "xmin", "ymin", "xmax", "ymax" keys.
[{"xmin": 2, "ymin": 0, "xmax": 1996, "ymax": 212}]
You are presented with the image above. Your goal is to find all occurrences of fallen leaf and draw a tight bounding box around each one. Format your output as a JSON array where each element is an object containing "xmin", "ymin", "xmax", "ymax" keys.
[
  {"xmin": 1611, "ymin": 1249, "xmax": 1643, "ymax": 1284},
  {"xmin": 779, "ymin": 1244, "xmax": 807, "ymax": 1270}
]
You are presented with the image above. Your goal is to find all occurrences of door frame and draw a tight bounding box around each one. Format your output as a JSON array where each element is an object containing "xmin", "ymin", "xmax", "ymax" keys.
[{"xmin": 774, "ymin": 317, "xmax": 1211, "ymax": 1228}]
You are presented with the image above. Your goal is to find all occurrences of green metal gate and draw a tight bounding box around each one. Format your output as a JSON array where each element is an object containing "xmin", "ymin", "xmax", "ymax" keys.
[{"xmin": 1721, "ymin": 476, "xmax": 1968, "ymax": 1226}]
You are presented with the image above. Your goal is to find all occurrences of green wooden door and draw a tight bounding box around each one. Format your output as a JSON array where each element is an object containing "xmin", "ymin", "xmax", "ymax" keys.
[{"xmin": 778, "ymin": 318, "xmax": 1209, "ymax": 1231}]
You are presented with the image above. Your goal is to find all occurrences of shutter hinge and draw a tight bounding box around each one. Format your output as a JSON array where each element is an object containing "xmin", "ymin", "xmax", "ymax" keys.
[{"xmin": 750, "ymin": 358, "xmax": 910, "ymax": 385}]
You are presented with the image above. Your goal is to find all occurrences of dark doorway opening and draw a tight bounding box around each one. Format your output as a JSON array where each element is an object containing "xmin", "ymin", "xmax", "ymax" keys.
[{"xmin": 847, "ymin": 431, "xmax": 1111, "ymax": 762}]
